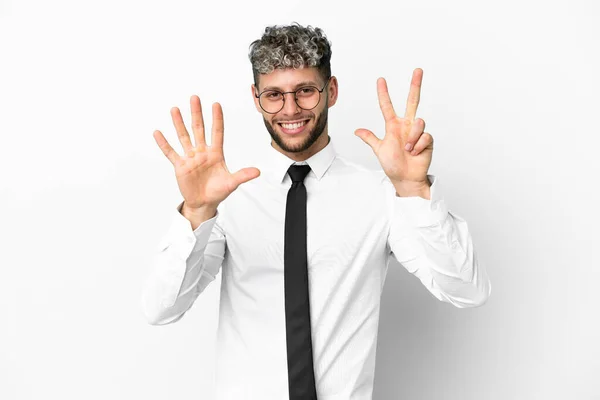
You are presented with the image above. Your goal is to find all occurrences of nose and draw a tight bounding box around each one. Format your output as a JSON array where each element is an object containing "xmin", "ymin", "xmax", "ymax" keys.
[{"xmin": 280, "ymin": 92, "xmax": 301, "ymax": 116}]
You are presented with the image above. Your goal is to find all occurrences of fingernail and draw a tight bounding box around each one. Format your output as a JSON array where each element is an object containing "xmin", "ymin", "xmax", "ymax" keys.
[{"xmin": 405, "ymin": 143, "xmax": 413, "ymax": 151}]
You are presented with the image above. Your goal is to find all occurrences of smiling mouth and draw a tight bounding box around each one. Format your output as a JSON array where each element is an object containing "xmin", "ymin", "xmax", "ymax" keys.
[{"xmin": 277, "ymin": 119, "xmax": 310, "ymax": 130}]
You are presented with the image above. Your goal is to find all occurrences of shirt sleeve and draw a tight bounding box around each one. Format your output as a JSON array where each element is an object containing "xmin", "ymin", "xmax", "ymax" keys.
[
  {"xmin": 140, "ymin": 200, "xmax": 227, "ymax": 325},
  {"xmin": 386, "ymin": 174, "xmax": 491, "ymax": 308}
]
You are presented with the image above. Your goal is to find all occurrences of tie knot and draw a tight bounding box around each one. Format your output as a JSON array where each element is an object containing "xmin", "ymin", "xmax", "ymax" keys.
[{"xmin": 287, "ymin": 164, "xmax": 311, "ymax": 183}]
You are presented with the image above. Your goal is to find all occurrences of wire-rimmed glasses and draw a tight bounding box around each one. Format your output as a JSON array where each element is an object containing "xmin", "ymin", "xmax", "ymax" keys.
[{"xmin": 255, "ymin": 77, "xmax": 331, "ymax": 114}]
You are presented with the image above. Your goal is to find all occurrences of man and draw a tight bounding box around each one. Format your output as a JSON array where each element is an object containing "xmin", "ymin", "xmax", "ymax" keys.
[{"xmin": 142, "ymin": 23, "xmax": 491, "ymax": 400}]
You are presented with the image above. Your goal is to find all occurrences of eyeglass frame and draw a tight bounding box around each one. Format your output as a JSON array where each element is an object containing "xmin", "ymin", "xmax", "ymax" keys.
[{"xmin": 254, "ymin": 76, "xmax": 332, "ymax": 114}]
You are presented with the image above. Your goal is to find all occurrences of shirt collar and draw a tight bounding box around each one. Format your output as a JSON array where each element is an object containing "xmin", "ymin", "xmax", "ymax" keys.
[{"xmin": 259, "ymin": 136, "xmax": 337, "ymax": 184}]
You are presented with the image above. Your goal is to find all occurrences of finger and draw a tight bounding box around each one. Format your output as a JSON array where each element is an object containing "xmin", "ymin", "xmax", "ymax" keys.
[
  {"xmin": 190, "ymin": 95, "xmax": 206, "ymax": 148},
  {"xmin": 376, "ymin": 77, "xmax": 397, "ymax": 123},
  {"xmin": 354, "ymin": 128, "xmax": 382, "ymax": 153},
  {"xmin": 153, "ymin": 129, "xmax": 181, "ymax": 166},
  {"xmin": 212, "ymin": 102, "xmax": 224, "ymax": 149},
  {"xmin": 410, "ymin": 132, "xmax": 433, "ymax": 156},
  {"xmin": 405, "ymin": 118, "xmax": 426, "ymax": 152},
  {"xmin": 170, "ymin": 107, "xmax": 194, "ymax": 154},
  {"xmin": 404, "ymin": 68, "xmax": 423, "ymax": 121},
  {"xmin": 231, "ymin": 167, "xmax": 261, "ymax": 189}
]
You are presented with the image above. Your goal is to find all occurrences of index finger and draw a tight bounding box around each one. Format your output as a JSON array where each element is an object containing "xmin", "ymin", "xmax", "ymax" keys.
[
  {"xmin": 404, "ymin": 68, "xmax": 423, "ymax": 121},
  {"xmin": 376, "ymin": 77, "xmax": 397, "ymax": 123}
]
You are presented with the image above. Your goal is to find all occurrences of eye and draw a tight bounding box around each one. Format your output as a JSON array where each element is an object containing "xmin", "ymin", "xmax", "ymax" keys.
[
  {"xmin": 297, "ymin": 87, "xmax": 317, "ymax": 97},
  {"xmin": 264, "ymin": 91, "xmax": 282, "ymax": 100}
]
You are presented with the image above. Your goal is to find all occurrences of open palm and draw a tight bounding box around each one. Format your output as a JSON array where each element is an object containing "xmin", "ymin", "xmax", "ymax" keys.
[{"xmin": 153, "ymin": 96, "xmax": 261, "ymax": 210}]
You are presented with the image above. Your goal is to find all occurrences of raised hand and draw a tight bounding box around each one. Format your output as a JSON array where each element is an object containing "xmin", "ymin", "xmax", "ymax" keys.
[
  {"xmin": 153, "ymin": 95, "xmax": 261, "ymax": 212},
  {"xmin": 354, "ymin": 68, "xmax": 433, "ymax": 187}
]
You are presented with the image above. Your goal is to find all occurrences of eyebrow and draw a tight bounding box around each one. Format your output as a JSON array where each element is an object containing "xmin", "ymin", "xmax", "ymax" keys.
[{"xmin": 262, "ymin": 81, "xmax": 319, "ymax": 92}]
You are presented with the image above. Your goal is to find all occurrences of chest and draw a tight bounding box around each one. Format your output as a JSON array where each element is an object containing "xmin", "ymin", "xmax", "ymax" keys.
[{"xmin": 222, "ymin": 182, "xmax": 388, "ymax": 273}]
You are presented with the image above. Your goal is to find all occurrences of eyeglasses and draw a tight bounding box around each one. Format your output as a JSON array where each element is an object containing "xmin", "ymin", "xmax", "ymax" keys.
[{"xmin": 255, "ymin": 77, "xmax": 331, "ymax": 114}]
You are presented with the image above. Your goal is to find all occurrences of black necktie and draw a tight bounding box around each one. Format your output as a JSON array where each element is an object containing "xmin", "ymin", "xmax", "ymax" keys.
[{"xmin": 284, "ymin": 164, "xmax": 318, "ymax": 400}]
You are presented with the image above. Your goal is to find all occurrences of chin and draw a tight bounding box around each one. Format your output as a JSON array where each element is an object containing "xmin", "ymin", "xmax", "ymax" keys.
[{"xmin": 264, "ymin": 110, "xmax": 327, "ymax": 153}]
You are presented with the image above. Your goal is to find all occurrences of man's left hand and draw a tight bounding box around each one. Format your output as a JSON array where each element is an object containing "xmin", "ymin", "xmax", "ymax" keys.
[{"xmin": 355, "ymin": 68, "xmax": 433, "ymax": 190}]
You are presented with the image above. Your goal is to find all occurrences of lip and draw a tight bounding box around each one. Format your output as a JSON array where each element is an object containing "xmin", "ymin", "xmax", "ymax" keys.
[{"xmin": 278, "ymin": 119, "xmax": 310, "ymax": 135}]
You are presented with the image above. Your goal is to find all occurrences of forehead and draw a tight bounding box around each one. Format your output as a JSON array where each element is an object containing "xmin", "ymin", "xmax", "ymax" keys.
[{"xmin": 258, "ymin": 67, "xmax": 322, "ymax": 90}]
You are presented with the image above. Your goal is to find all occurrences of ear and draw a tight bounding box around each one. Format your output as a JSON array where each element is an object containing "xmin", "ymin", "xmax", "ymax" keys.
[
  {"xmin": 251, "ymin": 83, "xmax": 262, "ymax": 113},
  {"xmin": 326, "ymin": 76, "xmax": 339, "ymax": 108}
]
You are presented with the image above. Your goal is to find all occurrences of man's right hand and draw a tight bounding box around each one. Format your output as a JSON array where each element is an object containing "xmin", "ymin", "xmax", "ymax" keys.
[{"xmin": 153, "ymin": 95, "xmax": 261, "ymax": 221}]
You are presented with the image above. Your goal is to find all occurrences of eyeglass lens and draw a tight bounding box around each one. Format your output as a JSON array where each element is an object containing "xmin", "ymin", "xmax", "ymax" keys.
[{"xmin": 259, "ymin": 87, "xmax": 321, "ymax": 114}]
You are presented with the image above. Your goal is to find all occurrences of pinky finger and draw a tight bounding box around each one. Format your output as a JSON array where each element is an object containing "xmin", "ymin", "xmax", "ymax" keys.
[{"xmin": 153, "ymin": 130, "xmax": 181, "ymax": 166}]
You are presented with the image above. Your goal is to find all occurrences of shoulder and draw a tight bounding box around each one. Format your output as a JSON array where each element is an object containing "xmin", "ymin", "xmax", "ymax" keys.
[{"xmin": 331, "ymin": 154, "xmax": 390, "ymax": 186}]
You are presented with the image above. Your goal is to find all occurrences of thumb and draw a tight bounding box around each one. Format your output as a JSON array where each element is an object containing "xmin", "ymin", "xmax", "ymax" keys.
[
  {"xmin": 354, "ymin": 128, "xmax": 380, "ymax": 152},
  {"xmin": 231, "ymin": 167, "xmax": 261, "ymax": 188}
]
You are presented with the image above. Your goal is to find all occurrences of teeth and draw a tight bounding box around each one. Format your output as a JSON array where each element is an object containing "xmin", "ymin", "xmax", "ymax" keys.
[{"xmin": 281, "ymin": 120, "xmax": 307, "ymax": 130}]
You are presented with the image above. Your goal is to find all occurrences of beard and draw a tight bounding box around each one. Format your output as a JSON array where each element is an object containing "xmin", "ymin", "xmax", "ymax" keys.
[{"xmin": 262, "ymin": 104, "xmax": 329, "ymax": 153}]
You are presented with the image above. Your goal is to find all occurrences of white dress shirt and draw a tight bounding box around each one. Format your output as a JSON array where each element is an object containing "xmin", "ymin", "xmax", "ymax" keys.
[{"xmin": 141, "ymin": 137, "xmax": 491, "ymax": 400}]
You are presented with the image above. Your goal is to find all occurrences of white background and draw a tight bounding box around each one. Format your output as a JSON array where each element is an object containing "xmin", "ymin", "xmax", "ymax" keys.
[{"xmin": 1, "ymin": 0, "xmax": 598, "ymax": 399}]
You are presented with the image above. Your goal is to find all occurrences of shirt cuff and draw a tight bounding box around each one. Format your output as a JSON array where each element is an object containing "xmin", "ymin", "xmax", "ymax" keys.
[
  {"xmin": 156, "ymin": 200, "xmax": 220, "ymax": 259},
  {"xmin": 392, "ymin": 174, "xmax": 449, "ymax": 228}
]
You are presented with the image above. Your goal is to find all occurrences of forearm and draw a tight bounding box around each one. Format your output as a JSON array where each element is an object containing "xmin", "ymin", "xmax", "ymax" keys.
[
  {"xmin": 406, "ymin": 216, "xmax": 491, "ymax": 308},
  {"xmin": 141, "ymin": 202, "xmax": 224, "ymax": 325},
  {"xmin": 388, "ymin": 174, "xmax": 490, "ymax": 308}
]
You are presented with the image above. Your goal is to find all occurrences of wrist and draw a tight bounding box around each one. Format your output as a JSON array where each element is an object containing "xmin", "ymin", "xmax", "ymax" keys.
[
  {"xmin": 392, "ymin": 178, "xmax": 431, "ymax": 199},
  {"xmin": 181, "ymin": 202, "xmax": 218, "ymax": 225}
]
